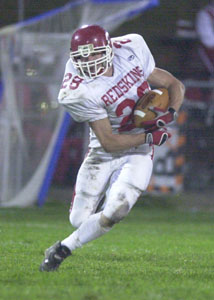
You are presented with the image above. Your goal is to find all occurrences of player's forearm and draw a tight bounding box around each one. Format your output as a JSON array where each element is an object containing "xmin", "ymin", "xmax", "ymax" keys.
[
  {"xmin": 167, "ymin": 79, "xmax": 185, "ymax": 112},
  {"xmin": 90, "ymin": 118, "xmax": 147, "ymax": 152},
  {"xmin": 100, "ymin": 133, "xmax": 146, "ymax": 152}
]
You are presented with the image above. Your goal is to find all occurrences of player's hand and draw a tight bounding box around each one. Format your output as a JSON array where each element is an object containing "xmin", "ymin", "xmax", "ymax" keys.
[
  {"xmin": 145, "ymin": 128, "xmax": 171, "ymax": 146},
  {"xmin": 141, "ymin": 107, "xmax": 177, "ymax": 130}
]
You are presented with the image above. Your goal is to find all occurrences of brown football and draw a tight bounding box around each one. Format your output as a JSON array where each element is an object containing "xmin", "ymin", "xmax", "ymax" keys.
[{"xmin": 133, "ymin": 88, "xmax": 169, "ymax": 128}]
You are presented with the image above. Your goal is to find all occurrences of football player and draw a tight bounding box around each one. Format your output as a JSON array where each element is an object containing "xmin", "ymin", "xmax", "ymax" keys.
[{"xmin": 40, "ymin": 25, "xmax": 185, "ymax": 271}]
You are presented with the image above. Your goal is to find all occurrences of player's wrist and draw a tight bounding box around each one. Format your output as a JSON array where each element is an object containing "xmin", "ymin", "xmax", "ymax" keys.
[
  {"xmin": 145, "ymin": 132, "xmax": 153, "ymax": 145},
  {"xmin": 168, "ymin": 107, "xmax": 178, "ymax": 121}
]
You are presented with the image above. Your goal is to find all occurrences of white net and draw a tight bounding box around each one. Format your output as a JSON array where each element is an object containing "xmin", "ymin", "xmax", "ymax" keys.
[{"xmin": 0, "ymin": 0, "xmax": 158, "ymax": 207}]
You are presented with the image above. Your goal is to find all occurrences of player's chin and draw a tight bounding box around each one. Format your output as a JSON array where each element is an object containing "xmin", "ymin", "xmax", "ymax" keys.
[{"xmin": 84, "ymin": 66, "xmax": 104, "ymax": 78}]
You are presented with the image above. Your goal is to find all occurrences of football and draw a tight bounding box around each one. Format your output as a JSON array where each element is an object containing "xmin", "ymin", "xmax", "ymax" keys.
[{"xmin": 133, "ymin": 88, "xmax": 169, "ymax": 128}]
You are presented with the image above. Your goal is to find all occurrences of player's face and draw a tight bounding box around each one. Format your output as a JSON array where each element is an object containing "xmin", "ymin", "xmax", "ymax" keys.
[
  {"xmin": 77, "ymin": 53, "xmax": 104, "ymax": 76},
  {"xmin": 71, "ymin": 45, "xmax": 113, "ymax": 79}
]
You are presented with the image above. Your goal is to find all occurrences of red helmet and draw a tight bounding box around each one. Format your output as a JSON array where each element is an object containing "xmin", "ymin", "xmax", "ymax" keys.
[{"xmin": 70, "ymin": 25, "xmax": 114, "ymax": 79}]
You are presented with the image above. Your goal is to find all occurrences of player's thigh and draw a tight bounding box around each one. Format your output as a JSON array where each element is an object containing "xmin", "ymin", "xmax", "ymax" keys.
[
  {"xmin": 103, "ymin": 153, "xmax": 153, "ymax": 221},
  {"xmin": 122, "ymin": 153, "xmax": 153, "ymax": 194},
  {"xmin": 70, "ymin": 150, "xmax": 113, "ymax": 227}
]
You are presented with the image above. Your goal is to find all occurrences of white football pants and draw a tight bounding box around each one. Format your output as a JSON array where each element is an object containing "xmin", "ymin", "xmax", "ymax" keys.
[{"xmin": 69, "ymin": 147, "xmax": 153, "ymax": 228}]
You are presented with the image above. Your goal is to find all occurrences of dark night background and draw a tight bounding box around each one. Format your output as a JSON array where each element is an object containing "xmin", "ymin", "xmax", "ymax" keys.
[{"xmin": 0, "ymin": 1, "xmax": 209, "ymax": 36}]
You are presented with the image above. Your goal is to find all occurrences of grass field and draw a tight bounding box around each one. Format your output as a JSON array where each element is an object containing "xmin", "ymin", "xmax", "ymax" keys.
[{"xmin": 1, "ymin": 192, "xmax": 214, "ymax": 300}]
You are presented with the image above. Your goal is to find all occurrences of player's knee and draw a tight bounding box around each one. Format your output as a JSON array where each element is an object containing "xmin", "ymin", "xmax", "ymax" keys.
[
  {"xmin": 69, "ymin": 212, "xmax": 82, "ymax": 228},
  {"xmin": 100, "ymin": 200, "xmax": 130, "ymax": 227},
  {"xmin": 69, "ymin": 209, "xmax": 91, "ymax": 228},
  {"xmin": 111, "ymin": 199, "xmax": 130, "ymax": 223},
  {"xmin": 69, "ymin": 192, "xmax": 98, "ymax": 228},
  {"xmin": 99, "ymin": 213, "xmax": 115, "ymax": 228}
]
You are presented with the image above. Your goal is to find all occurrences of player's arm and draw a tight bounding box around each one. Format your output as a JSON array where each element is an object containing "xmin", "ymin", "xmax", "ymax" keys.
[
  {"xmin": 141, "ymin": 67, "xmax": 185, "ymax": 129},
  {"xmin": 147, "ymin": 67, "xmax": 185, "ymax": 112},
  {"xmin": 89, "ymin": 118, "xmax": 145, "ymax": 152},
  {"xmin": 89, "ymin": 118, "xmax": 169, "ymax": 152}
]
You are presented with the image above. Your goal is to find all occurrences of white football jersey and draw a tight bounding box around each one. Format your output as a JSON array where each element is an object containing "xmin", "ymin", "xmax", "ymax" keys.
[{"xmin": 58, "ymin": 34, "xmax": 155, "ymax": 152}]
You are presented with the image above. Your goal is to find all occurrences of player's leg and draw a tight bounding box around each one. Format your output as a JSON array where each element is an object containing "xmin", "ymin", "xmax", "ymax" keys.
[
  {"xmin": 40, "ymin": 152, "xmax": 152, "ymax": 271},
  {"xmin": 62, "ymin": 152, "xmax": 153, "ymax": 249},
  {"xmin": 39, "ymin": 149, "xmax": 115, "ymax": 271},
  {"xmin": 101, "ymin": 152, "xmax": 153, "ymax": 226},
  {"xmin": 60, "ymin": 150, "xmax": 121, "ymax": 250},
  {"xmin": 39, "ymin": 209, "xmax": 111, "ymax": 272},
  {"xmin": 68, "ymin": 148, "xmax": 121, "ymax": 227}
]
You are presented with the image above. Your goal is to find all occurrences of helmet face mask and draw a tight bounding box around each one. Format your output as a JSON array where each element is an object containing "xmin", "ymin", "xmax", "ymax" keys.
[{"xmin": 70, "ymin": 25, "xmax": 114, "ymax": 79}]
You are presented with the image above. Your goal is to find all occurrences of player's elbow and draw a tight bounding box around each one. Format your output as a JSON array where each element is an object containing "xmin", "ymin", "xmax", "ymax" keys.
[
  {"xmin": 177, "ymin": 79, "xmax": 186, "ymax": 106},
  {"xmin": 178, "ymin": 80, "xmax": 185, "ymax": 97},
  {"xmin": 171, "ymin": 77, "xmax": 185, "ymax": 95},
  {"xmin": 170, "ymin": 78, "xmax": 186, "ymax": 110}
]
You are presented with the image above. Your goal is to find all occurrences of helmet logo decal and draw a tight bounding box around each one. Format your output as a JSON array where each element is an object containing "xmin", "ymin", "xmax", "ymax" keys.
[{"xmin": 78, "ymin": 44, "xmax": 94, "ymax": 57}]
